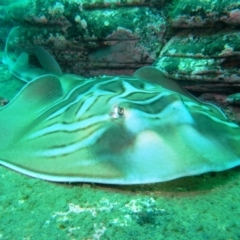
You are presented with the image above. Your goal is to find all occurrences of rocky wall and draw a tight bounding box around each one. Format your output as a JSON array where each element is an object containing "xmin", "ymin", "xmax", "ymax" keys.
[{"xmin": 1, "ymin": 0, "xmax": 240, "ymax": 121}]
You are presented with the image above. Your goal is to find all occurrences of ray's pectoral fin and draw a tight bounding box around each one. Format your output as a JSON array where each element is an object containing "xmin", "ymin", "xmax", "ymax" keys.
[
  {"xmin": 9, "ymin": 74, "xmax": 62, "ymax": 111},
  {"xmin": 0, "ymin": 75, "xmax": 63, "ymax": 148},
  {"xmin": 134, "ymin": 66, "xmax": 226, "ymax": 120},
  {"xmin": 133, "ymin": 66, "xmax": 189, "ymax": 97},
  {"xmin": 34, "ymin": 45, "xmax": 63, "ymax": 76},
  {"xmin": 3, "ymin": 27, "xmax": 63, "ymax": 82}
]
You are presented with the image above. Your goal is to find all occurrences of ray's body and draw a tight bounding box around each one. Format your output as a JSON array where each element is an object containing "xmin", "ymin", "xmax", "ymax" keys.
[{"xmin": 0, "ymin": 27, "xmax": 240, "ymax": 184}]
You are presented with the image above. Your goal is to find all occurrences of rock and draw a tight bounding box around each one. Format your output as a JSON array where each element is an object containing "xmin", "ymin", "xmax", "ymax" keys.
[
  {"xmin": 226, "ymin": 93, "xmax": 240, "ymax": 104},
  {"xmin": 199, "ymin": 93, "xmax": 240, "ymax": 124},
  {"xmin": 1, "ymin": 0, "xmax": 240, "ymax": 121},
  {"xmin": 2, "ymin": 1, "xmax": 167, "ymax": 77},
  {"xmin": 170, "ymin": 0, "xmax": 240, "ymax": 28},
  {"xmin": 153, "ymin": 29, "xmax": 240, "ymax": 92}
]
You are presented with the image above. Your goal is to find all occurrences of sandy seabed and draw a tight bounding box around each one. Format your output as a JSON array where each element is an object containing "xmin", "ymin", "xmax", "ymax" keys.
[{"xmin": 0, "ymin": 165, "xmax": 240, "ymax": 240}]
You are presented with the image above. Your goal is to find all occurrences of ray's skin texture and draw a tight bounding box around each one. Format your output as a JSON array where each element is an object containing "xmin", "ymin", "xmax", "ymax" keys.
[{"xmin": 0, "ymin": 27, "xmax": 240, "ymax": 184}]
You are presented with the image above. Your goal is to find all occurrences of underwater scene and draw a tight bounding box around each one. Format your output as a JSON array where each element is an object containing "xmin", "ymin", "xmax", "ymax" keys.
[{"xmin": 0, "ymin": 0, "xmax": 240, "ymax": 239}]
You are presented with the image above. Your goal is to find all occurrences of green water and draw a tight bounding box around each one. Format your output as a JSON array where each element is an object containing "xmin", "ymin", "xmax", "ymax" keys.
[{"xmin": 1, "ymin": 0, "xmax": 240, "ymax": 239}]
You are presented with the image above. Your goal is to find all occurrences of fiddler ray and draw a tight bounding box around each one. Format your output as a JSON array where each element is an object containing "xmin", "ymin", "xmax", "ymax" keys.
[{"xmin": 0, "ymin": 27, "xmax": 240, "ymax": 184}]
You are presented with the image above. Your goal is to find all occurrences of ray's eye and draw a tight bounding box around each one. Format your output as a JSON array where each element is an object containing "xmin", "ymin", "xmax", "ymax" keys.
[
  {"xmin": 118, "ymin": 107, "xmax": 124, "ymax": 116},
  {"xmin": 111, "ymin": 105, "xmax": 124, "ymax": 119}
]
